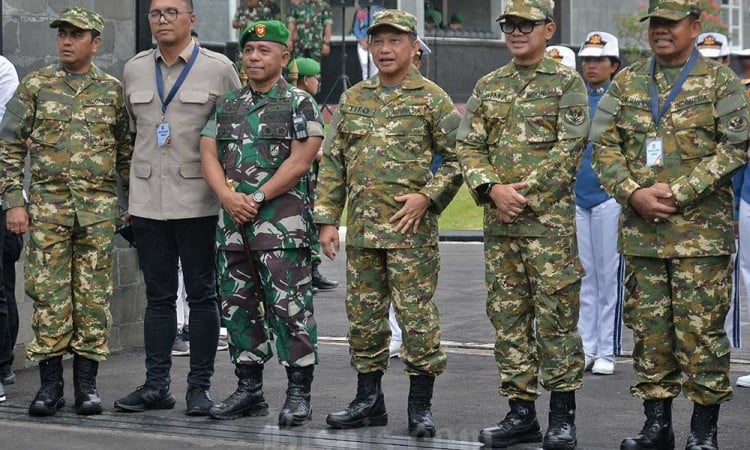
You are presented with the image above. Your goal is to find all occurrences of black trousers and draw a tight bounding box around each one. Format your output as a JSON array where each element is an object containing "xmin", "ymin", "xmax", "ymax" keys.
[
  {"xmin": 132, "ymin": 216, "xmax": 220, "ymax": 389},
  {"xmin": 0, "ymin": 209, "xmax": 23, "ymax": 373}
]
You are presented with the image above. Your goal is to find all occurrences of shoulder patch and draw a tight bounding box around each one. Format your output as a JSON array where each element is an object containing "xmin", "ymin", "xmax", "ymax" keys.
[{"xmin": 565, "ymin": 106, "xmax": 586, "ymax": 126}]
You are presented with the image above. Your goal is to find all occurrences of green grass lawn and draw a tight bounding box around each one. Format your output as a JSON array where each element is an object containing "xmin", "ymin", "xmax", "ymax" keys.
[
  {"xmin": 438, "ymin": 184, "xmax": 483, "ymax": 231},
  {"xmin": 337, "ymin": 185, "xmax": 483, "ymax": 231}
]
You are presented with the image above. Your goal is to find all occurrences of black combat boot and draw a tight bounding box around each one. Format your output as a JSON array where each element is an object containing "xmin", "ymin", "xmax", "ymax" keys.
[
  {"xmin": 311, "ymin": 263, "xmax": 338, "ymax": 290},
  {"xmin": 278, "ymin": 366, "xmax": 314, "ymax": 428},
  {"xmin": 326, "ymin": 370, "xmax": 388, "ymax": 429},
  {"xmin": 407, "ymin": 374, "xmax": 437, "ymax": 438},
  {"xmin": 28, "ymin": 356, "xmax": 65, "ymax": 416},
  {"xmin": 685, "ymin": 403, "xmax": 720, "ymax": 450},
  {"xmin": 478, "ymin": 399, "xmax": 542, "ymax": 447},
  {"xmin": 543, "ymin": 391, "xmax": 577, "ymax": 450},
  {"xmin": 620, "ymin": 398, "xmax": 674, "ymax": 450},
  {"xmin": 73, "ymin": 354, "xmax": 103, "ymax": 415},
  {"xmin": 209, "ymin": 364, "xmax": 268, "ymax": 420}
]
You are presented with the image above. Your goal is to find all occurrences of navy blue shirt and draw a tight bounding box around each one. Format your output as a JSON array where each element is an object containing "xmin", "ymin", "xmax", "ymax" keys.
[{"xmin": 575, "ymin": 82, "xmax": 612, "ymax": 209}]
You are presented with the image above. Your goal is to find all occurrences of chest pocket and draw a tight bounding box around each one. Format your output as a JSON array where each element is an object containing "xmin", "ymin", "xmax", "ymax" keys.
[
  {"xmin": 32, "ymin": 94, "xmax": 72, "ymax": 145},
  {"xmin": 84, "ymin": 100, "xmax": 117, "ymax": 148},
  {"xmin": 483, "ymin": 99, "xmax": 512, "ymax": 145},
  {"xmin": 257, "ymin": 107, "xmax": 293, "ymax": 168},
  {"xmin": 384, "ymin": 107, "xmax": 429, "ymax": 162},
  {"xmin": 521, "ymin": 93, "xmax": 559, "ymax": 145},
  {"xmin": 617, "ymin": 99, "xmax": 652, "ymax": 161},
  {"xmin": 670, "ymin": 97, "xmax": 716, "ymax": 161},
  {"xmin": 129, "ymin": 90, "xmax": 156, "ymax": 126}
]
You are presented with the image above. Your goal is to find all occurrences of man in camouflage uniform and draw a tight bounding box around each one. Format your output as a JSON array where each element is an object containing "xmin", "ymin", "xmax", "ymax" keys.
[
  {"xmin": 200, "ymin": 20, "xmax": 323, "ymax": 429},
  {"xmin": 590, "ymin": 2, "xmax": 749, "ymax": 449},
  {"xmin": 286, "ymin": 0, "xmax": 333, "ymax": 62},
  {"xmin": 455, "ymin": 1, "xmax": 589, "ymax": 448},
  {"xmin": 0, "ymin": 7, "xmax": 131, "ymax": 417},
  {"xmin": 231, "ymin": 0, "xmax": 278, "ymax": 31},
  {"xmin": 316, "ymin": 10, "xmax": 462, "ymax": 439}
]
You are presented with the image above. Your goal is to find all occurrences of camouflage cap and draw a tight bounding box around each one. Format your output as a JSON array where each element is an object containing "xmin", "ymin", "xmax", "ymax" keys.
[
  {"xmin": 368, "ymin": 9, "xmax": 417, "ymax": 35},
  {"xmin": 50, "ymin": 7, "xmax": 104, "ymax": 33},
  {"xmin": 496, "ymin": 0, "xmax": 554, "ymax": 22},
  {"xmin": 293, "ymin": 57, "xmax": 320, "ymax": 77},
  {"xmin": 639, "ymin": 0, "xmax": 702, "ymax": 22},
  {"xmin": 240, "ymin": 20, "xmax": 290, "ymax": 48}
]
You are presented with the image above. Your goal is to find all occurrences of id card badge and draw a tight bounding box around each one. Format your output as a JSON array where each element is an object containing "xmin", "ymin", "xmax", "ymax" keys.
[
  {"xmin": 156, "ymin": 122, "xmax": 171, "ymax": 147},
  {"xmin": 645, "ymin": 136, "xmax": 664, "ymax": 167}
]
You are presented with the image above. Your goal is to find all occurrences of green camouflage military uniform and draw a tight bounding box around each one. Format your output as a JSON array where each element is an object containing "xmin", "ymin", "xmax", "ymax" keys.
[
  {"xmin": 202, "ymin": 77, "xmax": 324, "ymax": 367},
  {"xmin": 233, "ymin": 2, "xmax": 277, "ymax": 30},
  {"xmin": 315, "ymin": 66, "xmax": 463, "ymax": 376},
  {"xmin": 456, "ymin": 56, "xmax": 589, "ymax": 401},
  {"xmin": 0, "ymin": 63, "xmax": 132, "ymax": 363},
  {"xmin": 287, "ymin": 0, "xmax": 332, "ymax": 62},
  {"xmin": 590, "ymin": 55, "xmax": 749, "ymax": 405}
]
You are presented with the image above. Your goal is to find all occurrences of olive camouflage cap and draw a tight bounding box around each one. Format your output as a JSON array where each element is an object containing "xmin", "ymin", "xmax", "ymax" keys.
[
  {"xmin": 639, "ymin": 0, "xmax": 702, "ymax": 22},
  {"xmin": 240, "ymin": 20, "xmax": 290, "ymax": 48},
  {"xmin": 368, "ymin": 9, "xmax": 417, "ymax": 35},
  {"xmin": 496, "ymin": 0, "xmax": 554, "ymax": 22},
  {"xmin": 50, "ymin": 6, "xmax": 104, "ymax": 33}
]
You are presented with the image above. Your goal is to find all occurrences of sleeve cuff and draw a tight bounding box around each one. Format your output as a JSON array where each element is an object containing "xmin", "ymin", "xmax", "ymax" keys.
[{"xmin": 615, "ymin": 178, "xmax": 642, "ymax": 207}]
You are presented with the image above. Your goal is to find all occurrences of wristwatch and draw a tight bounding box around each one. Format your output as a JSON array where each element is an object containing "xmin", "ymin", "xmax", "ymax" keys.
[
  {"xmin": 483, "ymin": 183, "xmax": 497, "ymax": 196},
  {"xmin": 252, "ymin": 190, "xmax": 266, "ymax": 205}
]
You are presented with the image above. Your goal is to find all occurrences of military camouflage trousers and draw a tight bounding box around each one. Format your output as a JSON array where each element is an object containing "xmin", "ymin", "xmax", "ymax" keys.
[
  {"xmin": 218, "ymin": 247, "xmax": 318, "ymax": 367},
  {"xmin": 26, "ymin": 219, "xmax": 115, "ymax": 362},
  {"xmin": 345, "ymin": 246, "xmax": 446, "ymax": 376},
  {"xmin": 624, "ymin": 255, "xmax": 732, "ymax": 405},
  {"xmin": 485, "ymin": 235, "xmax": 584, "ymax": 401}
]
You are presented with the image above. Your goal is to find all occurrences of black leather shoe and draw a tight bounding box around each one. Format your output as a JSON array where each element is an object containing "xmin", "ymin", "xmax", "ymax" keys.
[
  {"xmin": 621, "ymin": 398, "xmax": 674, "ymax": 450},
  {"xmin": 327, "ymin": 371, "xmax": 387, "ymax": 429},
  {"xmin": 186, "ymin": 385, "xmax": 215, "ymax": 416},
  {"xmin": 478, "ymin": 399, "xmax": 542, "ymax": 448},
  {"xmin": 685, "ymin": 403, "xmax": 719, "ymax": 450},
  {"xmin": 210, "ymin": 365, "xmax": 268, "ymax": 420},
  {"xmin": 543, "ymin": 391, "xmax": 577, "ymax": 450},
  {"xmin": 407, "ymin": 375, "xmax": 436, "ymax": 438},
  {"xmin": 28, "ymin": 356, "xmax": 65, "ymax": 417},
  {"xmin": 279, "ymin": 366, "xmax": 314, "ymax": 428},
  {"xmin": 114, "ymin": 384, "xmax": 176, "ymax": 412},
  {"xmin": 312, "ymin": 263, "xmax": 338, "ymax": 290},
  {"xmin": 73, "ymin": 355, "xmax": 103, "ymax": 415}
]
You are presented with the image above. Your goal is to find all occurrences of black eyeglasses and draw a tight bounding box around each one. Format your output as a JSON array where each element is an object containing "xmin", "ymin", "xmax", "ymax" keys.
[
  {"xmin": 498, "ymin": 19, "xmax": 547, "ymax": 35},
  {"xmin": 147, "ymin": 8, "xmax": 192, "ymax": 23}
]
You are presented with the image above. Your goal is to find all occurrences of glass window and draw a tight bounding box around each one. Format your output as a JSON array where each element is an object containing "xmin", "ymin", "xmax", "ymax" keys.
[{"xmin": 720, "ymin": 0, "xmax": 742, "ymax": 50}]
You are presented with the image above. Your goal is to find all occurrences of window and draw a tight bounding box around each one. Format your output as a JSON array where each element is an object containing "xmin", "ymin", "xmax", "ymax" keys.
[{"xmin": 720, "ymin": 0, "xmax": 742, "ymax": 50}]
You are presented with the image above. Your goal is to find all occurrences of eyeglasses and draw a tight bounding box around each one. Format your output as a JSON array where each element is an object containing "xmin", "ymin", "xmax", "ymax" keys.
[
  {"xmin": 498, "ymin": 20, "xmax": 547, "ymax": 35},
  {"xmin": 147, "ymin": 8, "xmax": 192, "ymax": 23}
]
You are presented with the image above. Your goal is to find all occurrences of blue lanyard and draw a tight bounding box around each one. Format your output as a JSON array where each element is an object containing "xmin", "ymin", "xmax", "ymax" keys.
[
  {"xmin": 155, "ymin": 44, "xmax": 200, "ymax": 116},
  {"xmin": 649, "ymin": 47, "xmax": 698, "ymax": 129}
]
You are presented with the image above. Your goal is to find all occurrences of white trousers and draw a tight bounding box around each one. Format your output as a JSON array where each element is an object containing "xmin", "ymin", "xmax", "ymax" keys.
[
  {"xmin": 726, "ymin": 198, "xmax": 750, "ymax": 347},
  {"xmin": 176, "ymin": 260, "xmax": 190, "ymax": 331},
  {"xmin": 389, "ymin": 304, "xmax": 402, "ymax": 343},
  {"xmin": 357, "ymin": 43, "xmax": 377, "ymax": 81},
  {"xmin": 576, "ymin": 199, "xmax": 625, "ymax": 360}
]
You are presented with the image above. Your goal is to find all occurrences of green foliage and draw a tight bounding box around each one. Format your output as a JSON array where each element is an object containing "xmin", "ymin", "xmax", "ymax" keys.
[
  {"xmin": 615, "ymin": 0, "xmax": 728, "ymax": 62},
  {"xmin": 438, "ymin": 185, "xmax": 483, "ymax": 230}
]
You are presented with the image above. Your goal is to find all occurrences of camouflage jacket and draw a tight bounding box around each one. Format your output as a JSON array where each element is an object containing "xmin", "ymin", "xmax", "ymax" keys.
[
  {"xmin": 456, "ymin": 56, "xmax": 590, "ymax": 237},
  {"xmin": 590, "ymin": 57, "xmax": 749, "ymax": 258},
  {"xmin": 287, "ymin": 0, "xmax": 332, "ymax": 58},
  {"xmin": 0, "ymin": 62, "xmax": 132, "ymax": 227},
  {"xmin": 234, "ymin": 2, "xmax": 277, "ymax": 29},
  {"xmin": 202, "ymin": 77, "xmax": 324, "ymax": 251},
  {"xmin": 314, "ymin": 67, "xmax": 463, "ymax": 249}
]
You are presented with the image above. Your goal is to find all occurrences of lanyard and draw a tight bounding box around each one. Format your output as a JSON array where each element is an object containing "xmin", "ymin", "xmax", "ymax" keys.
[
  {"xmin": 649, "ymin": 47, "xmax": 698, "ymax": 129},
  {"xmin": 155, "ymin": 44, "xmax": 200, "ymax": 116}
]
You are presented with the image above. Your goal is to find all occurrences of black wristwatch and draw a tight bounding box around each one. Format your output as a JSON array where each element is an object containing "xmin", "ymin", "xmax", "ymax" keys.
[
  {"xmin": 252, "ymin": 190, "xmax": 266, "ymax": 204},
  {"xmin": 483, "ymin": 183, "xmax": 497, "ymax": 196}
]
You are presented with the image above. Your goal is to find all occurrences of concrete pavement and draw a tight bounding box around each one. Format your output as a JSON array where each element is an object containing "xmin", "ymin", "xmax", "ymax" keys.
[{"xmin": 1, "ymin": 241, "xmax": 749, "ymax": 449}]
